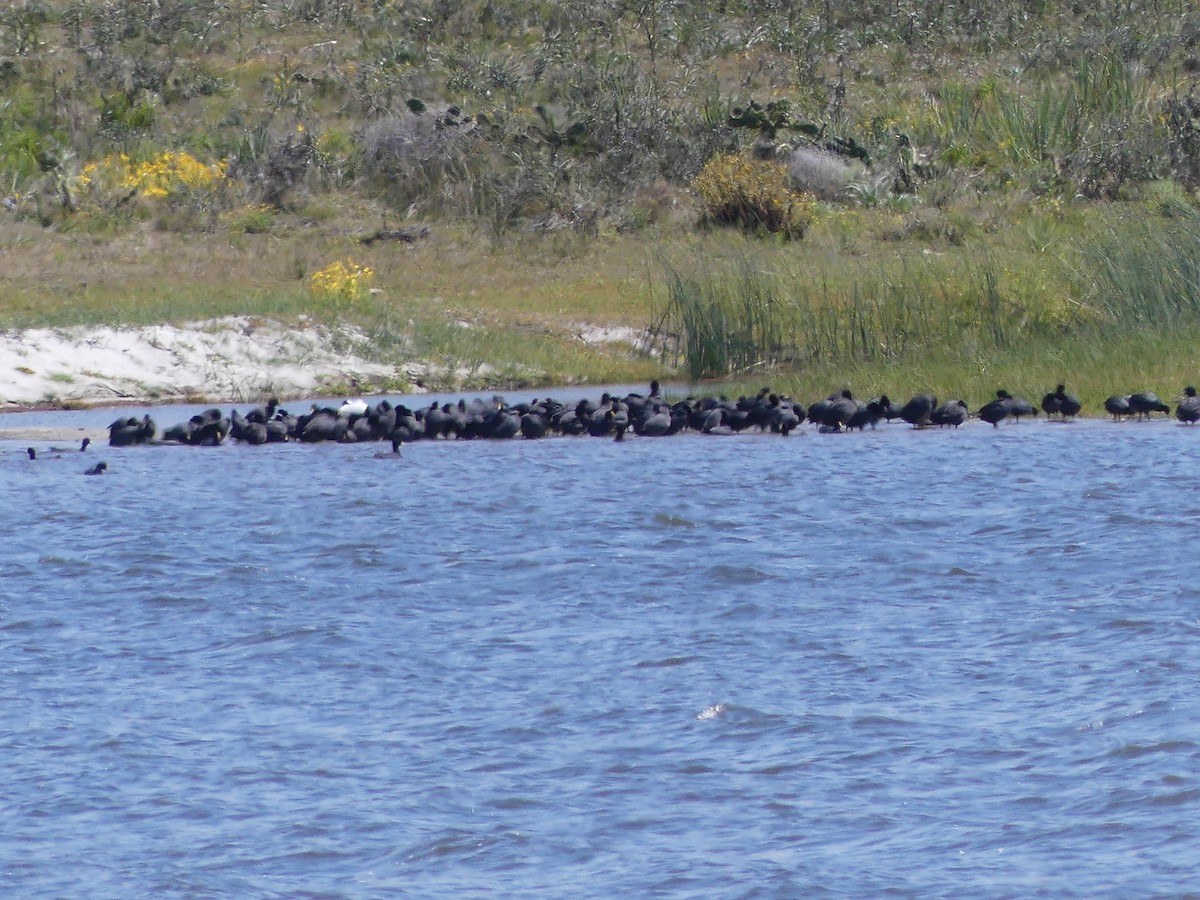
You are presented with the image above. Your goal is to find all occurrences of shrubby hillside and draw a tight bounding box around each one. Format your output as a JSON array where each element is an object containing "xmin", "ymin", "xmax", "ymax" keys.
[
  {"xmin": 4, "ymin": 1, "xmax": 1200, "ymax": 400},
  {"xmin": 4, "ymin": 0, "xmax": 1198, "ymax": 231}
]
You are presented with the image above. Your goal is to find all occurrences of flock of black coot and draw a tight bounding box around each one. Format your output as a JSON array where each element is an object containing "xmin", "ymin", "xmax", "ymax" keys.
[{"xmin": 100, "ymin": 381, "xmax": 1200, "ymax": 452}]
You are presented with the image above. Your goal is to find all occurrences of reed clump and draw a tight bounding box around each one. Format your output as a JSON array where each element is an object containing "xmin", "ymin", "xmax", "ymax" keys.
[
  {"xmin": 656, "ymin": 197, "xmax": 1200, "ymax": 404},
  {"xmin": 1085, "ymin": 203, "xmax": 1200, "ymax": 324},
  {"xmin": 656, "ymin": 245, "xmax": 1044, "ymax": 381}
]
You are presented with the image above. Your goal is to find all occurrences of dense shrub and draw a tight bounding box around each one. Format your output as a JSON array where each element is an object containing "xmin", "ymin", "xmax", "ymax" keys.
[
  {"xmin": 3, "ymin": 0, "xmax": 1198, "ymax": 232},
  {"xmin": 259, "ymin": 129, "xmax": 315, "ymax": 209},
  {"xmin": 360, "ymin": 104, "xmax": 480, "ymax": 209},
  {"xmin": 75, "ymin": 150, "xmax": 228, "ymax": 208},
  {"xmin": 693, "ymin": 153, "xmax": 816, "ymax": 239}
]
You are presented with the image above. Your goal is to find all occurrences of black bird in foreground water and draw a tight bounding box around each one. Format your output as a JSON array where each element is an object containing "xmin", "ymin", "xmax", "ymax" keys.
[
  {"xmin": 900, "ymin": 394, "xmax": 937, "ymax": 427},
  {"xmin": 1105, "ymin": 395, "xmax": 1132, "ymax": 420},
  {"xmin": 932, "ymin": 399, "xmax": 969, "ymax": 428},
  {"xmin": 848, "ymin": 397, "xmax": 888, "ymax": 431},
  {"xmin": 821, "ymin": 390, "xmax": 859, "ymax": 430},
  {"xmin": 84, "ymin": 461, "xmax": 108, "ymax": 475},
  {"xmin": 48, "ymin": 437, "xmax": 91, "ymax": 453},
  {"xmin": 108, "ymin": 414, "xmax": 156, "ymax": 446},
  {"xmin": 1042, "ymin": 384, "xmax": 1081, "ymax": 419},
  {"xmin": 84, "ymin": 381, "xmax": 1200, "ymax": 460},
  {"xmin": 979, "ymin": 391, "xmax": 1013, "ymax": 428},
  {"xmin": 1005, "ymin": 392, "xmax": 1038, "ymax": 422},
  {"xmin": 1055, "ymin": 385, "xmax": 1082, "ymax": 419},
  {"xmin": 1041, "ymin": 387, "xmax": 1062, "ymax": 418},
  {"xmin": 1177, "ymin": 386, "xmax": 1200, "ymax": 424},
  {"xmin": 1127, "ymin": 391, "xmax": 1171, "ymax": 420}
]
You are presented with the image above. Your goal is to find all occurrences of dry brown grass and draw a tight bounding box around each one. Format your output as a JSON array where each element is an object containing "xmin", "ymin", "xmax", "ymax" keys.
[{"xmin": 0, "ymin": 217, "xmax": 659, "ymax": 325}]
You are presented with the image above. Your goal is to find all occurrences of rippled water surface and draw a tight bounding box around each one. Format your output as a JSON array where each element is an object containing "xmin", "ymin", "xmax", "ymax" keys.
[{"xmin": 3, "ymin": 407, "xmax": 1200, "ymax": 896}]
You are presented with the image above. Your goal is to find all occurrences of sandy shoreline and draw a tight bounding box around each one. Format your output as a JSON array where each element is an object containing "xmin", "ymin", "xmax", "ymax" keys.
[
  {"xmin": 0, "ymin": 316, "xmax": 652, "ymax": 416},
  {"xmin": 0, "ymin": 316, "xmax": 655, "ymax": 442},
  {"xmin": 0, "ymin": 426, "xmax": 109, "ymax": 442},
  {"xmin": 0, "ymin": 316, "xmax": 414, "ymax": 412}
]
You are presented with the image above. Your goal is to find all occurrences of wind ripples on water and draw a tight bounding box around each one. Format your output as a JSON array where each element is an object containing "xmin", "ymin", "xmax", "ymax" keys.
[{"xmin": 2, "ymin": 415, "xmax": 1200, "ymax": 895}]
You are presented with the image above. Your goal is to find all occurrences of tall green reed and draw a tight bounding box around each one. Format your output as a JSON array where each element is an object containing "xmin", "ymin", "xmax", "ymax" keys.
[
  {"xmin": 1085, "ymin": 204, "xmax": 1200, "ymax": 324},
  {"xmin": 656, "ymin": 249, "xmax": 1024, "ymax": 381},
  {"xmin": 659, "ymin": 259, "xmax": 797, "ymax": 381}
]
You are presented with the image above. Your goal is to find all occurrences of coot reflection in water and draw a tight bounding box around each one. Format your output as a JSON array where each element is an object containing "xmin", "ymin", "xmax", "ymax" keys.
[{"xmin": 2, "ymin": 415, "xmax": 1199, "ymax": 896}]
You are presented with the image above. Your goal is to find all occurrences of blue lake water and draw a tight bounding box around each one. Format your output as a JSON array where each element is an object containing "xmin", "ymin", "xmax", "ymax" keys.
[{"xmin": 3, "ymin": 401, "xmax": 1200, "ymax": 896}]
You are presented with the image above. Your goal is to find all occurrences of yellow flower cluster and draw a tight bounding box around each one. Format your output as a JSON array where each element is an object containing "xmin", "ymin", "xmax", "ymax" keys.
[
  {"xmin": 79, "ymin": 151, "xmax": 228, "ymax": 200},
  {"xmin": 310, "ymin": 258, "xmax": 375, "ymax": 304},
  {"xmin": 693, "ymin": 153, "xmax": 815, "ymax": 239}
]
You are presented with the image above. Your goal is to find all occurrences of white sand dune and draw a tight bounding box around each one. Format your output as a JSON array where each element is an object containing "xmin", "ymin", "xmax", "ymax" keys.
[
  {"xmin": 0, "ymin": 316, "xmax": 403, "ymax": 409},
  {"xmin": 0, "ymin": 316, "xmax": 654, "ymax": 411}
]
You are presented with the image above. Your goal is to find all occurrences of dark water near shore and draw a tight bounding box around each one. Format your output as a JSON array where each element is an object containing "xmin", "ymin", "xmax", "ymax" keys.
[{"xmin": 3, "ymin": 403, "xmax": 1200, "ymax": 896}]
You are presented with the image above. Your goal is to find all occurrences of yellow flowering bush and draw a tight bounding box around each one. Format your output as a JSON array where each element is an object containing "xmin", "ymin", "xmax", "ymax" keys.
[
  {"xmin": 78, "ymin": 151, "xmax": 229, "ymax": 202},
  {"xmin": 693, "ymin": 153, "xmax": 815, "ymax": 239},
  {"xmin": 310, "ymin": 258, "xmax": 375, "ymax": 306},
  {"xmin": 73, "ymin": 151, "xmax": 231, "ymax": 231}
]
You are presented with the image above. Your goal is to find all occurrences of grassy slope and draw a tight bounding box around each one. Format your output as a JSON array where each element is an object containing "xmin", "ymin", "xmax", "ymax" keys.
[{"xmin": 2, "ymin": 1, "xmax": 1200, "ymax": 405}]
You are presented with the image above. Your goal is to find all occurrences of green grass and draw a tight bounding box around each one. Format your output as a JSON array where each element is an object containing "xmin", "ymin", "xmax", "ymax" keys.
[
  {"xmin": 6, "ymin": 194, "xmax": 1200, "ymax": 402},
  {"xmin": 654, "ymin": 231, "xmax": 1068, "ymax": 378},
  {"xmin": 650, "ymin": 200, "xmax": 1200, "ymax": 412},
  {"xmin": 699, "ymin": 323, "xmax": 1200, "ymax": 419}
]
